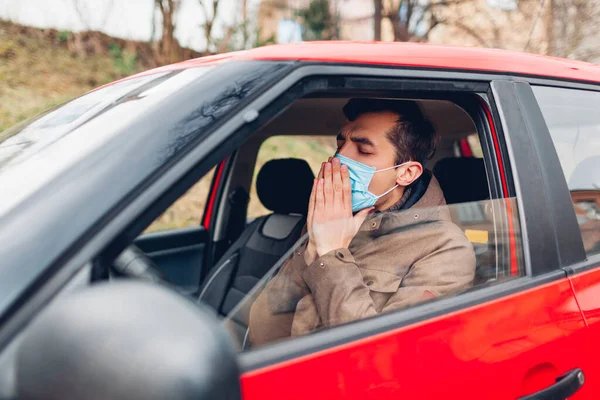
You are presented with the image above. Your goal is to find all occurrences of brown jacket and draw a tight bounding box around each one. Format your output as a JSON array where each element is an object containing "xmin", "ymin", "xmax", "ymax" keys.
[{"xmin": 248, "ymin": 175, "xmax": 476, "ymax": 347}]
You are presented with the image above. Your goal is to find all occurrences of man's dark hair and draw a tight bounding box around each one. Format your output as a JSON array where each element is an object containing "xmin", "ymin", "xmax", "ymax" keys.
[{"xmin": 343, "ymin": 98, "xmax": 438, "ymax": 165}]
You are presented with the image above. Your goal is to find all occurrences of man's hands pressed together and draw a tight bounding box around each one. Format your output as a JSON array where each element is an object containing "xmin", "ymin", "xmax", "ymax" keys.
[{"xmin": 304, "ymin": 157, "xmax": 374, "ymax": 265}]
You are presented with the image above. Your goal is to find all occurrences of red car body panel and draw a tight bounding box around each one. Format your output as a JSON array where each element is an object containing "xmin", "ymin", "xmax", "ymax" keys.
[
  {"xmin": 240, "ymin": 278, "xmax": 586, "ymax": 399},
  {"xmin": 566, "ymin": 268, "xmax": 600, "ymax": 396},
  {"xmin": 131, "ymin": 42, "xmax": 600, "ymax": 84}
]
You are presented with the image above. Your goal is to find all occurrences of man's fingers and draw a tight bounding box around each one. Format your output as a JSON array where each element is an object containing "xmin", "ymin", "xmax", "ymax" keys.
[
  {"xmin": 315, "ymin": 178, "xmax": 325, "ymax": 220},
  {"xmin": 332, "ymin": 157, "xmax": 343, "ymax": 211},
  {"xmin": 307, "ymin": 178, "xmax": 317, "ymax": 230},
  {"xmin": 323, "ymin": 162, "xmax": 334, "ymax": 212},
  {"xmin": 341, "ymin": 163, "xmax": 352, "ymax": 212},
  {"xmin": 318, "ymin": 162, "xmax": 325, "ymax": 179}
]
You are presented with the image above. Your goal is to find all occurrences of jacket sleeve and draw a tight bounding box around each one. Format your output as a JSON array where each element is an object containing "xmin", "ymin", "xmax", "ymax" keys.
[
  {"xmin": 248, "ymin": 242, "xmax": 311, "ymax": 347},
  {"xmin": 302, "ymin": 233, "xmax": 476, "ymax": 329}
]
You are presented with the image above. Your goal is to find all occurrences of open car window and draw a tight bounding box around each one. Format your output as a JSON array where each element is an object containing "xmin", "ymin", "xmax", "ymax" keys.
[
  {"xmin": 224, "ymin": 196, "xmax": 524, "ymax": 351},
  {"xmin": 164, "ymin": 95, "xmax": 527, "ymax": 351}
]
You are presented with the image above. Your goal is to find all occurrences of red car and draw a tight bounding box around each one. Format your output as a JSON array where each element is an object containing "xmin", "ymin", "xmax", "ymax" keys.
[{"xmin": 1, "ymin": 43, "xmax": 599, "ymax": 400}]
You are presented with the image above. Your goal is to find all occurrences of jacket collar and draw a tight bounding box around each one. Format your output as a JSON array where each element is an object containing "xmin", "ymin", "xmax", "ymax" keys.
[{"xmin": 359, "ymin": 171, "xmax": 449, "ymax": 236}]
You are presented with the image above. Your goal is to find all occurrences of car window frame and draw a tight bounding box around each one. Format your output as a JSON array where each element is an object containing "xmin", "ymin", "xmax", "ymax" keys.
[{"xmin": 236, "ymin": 74, "xmax": 552, "ymax": 370}]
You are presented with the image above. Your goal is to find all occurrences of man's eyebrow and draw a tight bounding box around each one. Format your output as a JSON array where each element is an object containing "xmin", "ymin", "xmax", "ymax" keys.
[
  {"xmin": 337, "ymin": 129, "xmax": 374, "ymax": 147},
  {"xmin": 350, "ymin": 135, "xmax": 374, "ymax": 147}
]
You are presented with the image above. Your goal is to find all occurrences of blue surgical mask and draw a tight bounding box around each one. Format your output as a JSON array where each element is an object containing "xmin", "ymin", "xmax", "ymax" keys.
[{"xmin": 335, "ymin": 154, "xmax": 409, "ymax": 212}]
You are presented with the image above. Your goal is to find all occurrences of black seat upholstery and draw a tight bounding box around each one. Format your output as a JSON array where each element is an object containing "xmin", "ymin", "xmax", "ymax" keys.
[
  {"xmin": 197, "ymin": 158, "xmax": 314, "ymax": 331},
  {"xmin": 433, "ymin": 157, "xmax": 488, "ymax": 205},
  {"xmin": 433, "ymin": 157, "xmax": 496, "ymax": 284}
]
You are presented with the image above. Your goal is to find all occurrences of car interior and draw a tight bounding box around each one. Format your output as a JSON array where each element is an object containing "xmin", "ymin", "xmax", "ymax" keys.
[{"xmin": 113, "ymin": 95, "xmax": 518, "ymax": 349}]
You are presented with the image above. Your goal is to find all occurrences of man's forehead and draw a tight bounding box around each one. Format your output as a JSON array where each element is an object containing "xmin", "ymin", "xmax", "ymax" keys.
[{"xmin": 342, "ymin": 117, "xmax": 392, "ymax": 137}]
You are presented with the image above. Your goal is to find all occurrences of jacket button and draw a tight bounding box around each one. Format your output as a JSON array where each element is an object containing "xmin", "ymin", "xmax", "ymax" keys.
[
  {"xmin": 366, "ymin": 281, "xmax": 374, "ymax": 286},
  {"xmin": 319, "ymin": 262, "xmax": 325, "ymax": 268}
]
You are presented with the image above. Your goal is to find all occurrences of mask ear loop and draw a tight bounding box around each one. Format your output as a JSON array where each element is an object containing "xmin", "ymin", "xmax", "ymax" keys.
[
  {"xmin": 373, "ymin": 161, "xmax": 411, "ymax": 173},
  {"xmin": 370, "ymin": 161, "xmax": 411, "ymax": 198},
  {"xmin": 375, "ymin": 184, "xmax": 399, "ymax": 199}
]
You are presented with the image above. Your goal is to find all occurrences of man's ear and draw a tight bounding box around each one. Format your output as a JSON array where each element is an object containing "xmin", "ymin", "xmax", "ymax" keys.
[{"xmin": 396, "ymin": 162, "xmax": 423, "ymax": 187}]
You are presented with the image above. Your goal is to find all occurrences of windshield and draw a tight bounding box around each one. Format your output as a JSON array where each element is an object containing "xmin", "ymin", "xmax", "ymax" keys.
[
  {"xmin": 0, "ymin": 67, "xmax": 214, "ymax": 171},
  {"xmin": 0, "ymin": 67, "xmax": 215, "ymax": 218}
]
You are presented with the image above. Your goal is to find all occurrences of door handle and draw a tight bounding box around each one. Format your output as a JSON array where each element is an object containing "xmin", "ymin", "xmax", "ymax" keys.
[{"xmin": 518, "ymin": 368, "xmax": 585, "ymax": 400}]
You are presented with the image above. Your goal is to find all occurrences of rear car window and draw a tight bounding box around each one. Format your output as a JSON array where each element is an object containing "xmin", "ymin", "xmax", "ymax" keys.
[{"xmin": 533, "ymin": 86, "xmax": 600, "ymax": 256}]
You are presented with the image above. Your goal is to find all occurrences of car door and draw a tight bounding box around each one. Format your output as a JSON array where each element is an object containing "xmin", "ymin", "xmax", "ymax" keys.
[
  {"xmin": 235, "ymin": 79, "xmax": 588, "ymax": 400},
  {"xmin": 530, "ymin": 84, "xmax": 600, "ymax": 396}
]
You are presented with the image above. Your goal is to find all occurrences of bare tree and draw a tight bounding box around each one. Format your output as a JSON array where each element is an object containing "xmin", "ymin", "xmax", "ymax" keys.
[
  {"xmin": 197, "ymin": 0, "xmax": 222, "ymax": 53},
  {"xmin": 374, "ymin": 0, "xmax": 383, "ymax": 40},
  {"xmin": 545, "ymin": 0, "xmax": 600, "ymax": 61},
  {"xmin": 155, "ymin": 0, "xmax": 182, "ymax": 64},
  {"xmin": 71, "ymin": 0, "xmax": 114, "ymax": 31},
  {"xmin": 66, "ymin": 0, "xmax": 115, "ymax": 56},
  {"xmin": 375, "ymin": 0, "xmax": 468, "ymax": 42}
]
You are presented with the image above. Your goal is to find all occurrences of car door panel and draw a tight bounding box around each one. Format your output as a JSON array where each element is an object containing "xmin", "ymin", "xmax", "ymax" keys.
[
  {"xmin": 135, "ymin": 226, "xmax": 208, "ymax": 293},
  {"xmin": 240, "ymin": 276, "xmax": 584, "ymax": 399},
  {"xmin": 525, "ymin": 85, "xmax": 600, "ymax": 398},
  {"xmin": 238, "ymin": 80, "xmax": 588, "ymax": 399},
  {"xmin": 565, "ymin": 268, "xmax": 600, "ymax": 397}
]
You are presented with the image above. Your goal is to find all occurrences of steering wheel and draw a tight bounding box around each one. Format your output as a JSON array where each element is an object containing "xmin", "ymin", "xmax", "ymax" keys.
[{"xmin": 111, "ymin": 245, "xmax": 169, "ymax": 285}]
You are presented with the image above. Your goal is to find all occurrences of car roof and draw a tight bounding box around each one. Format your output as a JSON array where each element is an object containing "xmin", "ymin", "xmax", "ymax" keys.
[{"xmin": 152, "ymin": 41, "xmax": 600, "ymax": 84}]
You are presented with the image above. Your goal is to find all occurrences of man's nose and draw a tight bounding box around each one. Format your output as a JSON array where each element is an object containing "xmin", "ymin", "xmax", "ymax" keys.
[{"xmin": 336, "ymin": 142, "xmax": 352, "ymax": 158}]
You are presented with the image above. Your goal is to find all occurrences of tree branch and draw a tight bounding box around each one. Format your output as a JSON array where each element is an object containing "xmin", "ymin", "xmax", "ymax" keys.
[{"xmin": 452, "ymin": 22, "xmax": 490, "ymax": 47}]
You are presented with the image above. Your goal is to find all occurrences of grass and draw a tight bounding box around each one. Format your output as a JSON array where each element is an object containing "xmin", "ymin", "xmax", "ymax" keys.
[
  {"xmin": 0, "ymin": 20, "xmax": 144, "ymax": 132},
  {"xmin": 0, "ymin": 21, "xmax": 338, "ymax": 233}
]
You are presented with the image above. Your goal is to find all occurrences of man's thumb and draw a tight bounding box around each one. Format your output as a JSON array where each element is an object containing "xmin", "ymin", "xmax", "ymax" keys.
[{"xmin": 354, "ymin": 207, "xmax": 374, "ymax": 224}]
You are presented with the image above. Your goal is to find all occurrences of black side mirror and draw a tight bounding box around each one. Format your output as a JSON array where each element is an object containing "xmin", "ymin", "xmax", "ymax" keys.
[{"xmin": 15, "ymin": 282, "xmax": 241, "ymax": 400}]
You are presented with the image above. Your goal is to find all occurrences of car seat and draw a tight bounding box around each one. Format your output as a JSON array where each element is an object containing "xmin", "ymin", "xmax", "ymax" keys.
[
  {"xmin": 197, "ymin": 158, "xmax": 314, "ymax": 337},
  {"xmin": 433, "ymin": 157, "xmax": 496, "ymax": 284}
]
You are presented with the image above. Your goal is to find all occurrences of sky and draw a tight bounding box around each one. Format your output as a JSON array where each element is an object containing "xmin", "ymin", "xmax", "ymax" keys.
[{"xmin": 0, "ymin": 0, "xmax": 260, "ymax": 51}]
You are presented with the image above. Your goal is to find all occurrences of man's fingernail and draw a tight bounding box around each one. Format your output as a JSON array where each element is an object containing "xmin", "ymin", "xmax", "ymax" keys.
[{"xmin": 341, "ymin": 164, "xmax": 348, "ymax": 171}]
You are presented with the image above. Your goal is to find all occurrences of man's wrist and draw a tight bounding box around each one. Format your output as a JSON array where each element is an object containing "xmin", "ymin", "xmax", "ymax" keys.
[{"xmin": 303, "ymin": 243, "xmax": 317, "ymax": 265}]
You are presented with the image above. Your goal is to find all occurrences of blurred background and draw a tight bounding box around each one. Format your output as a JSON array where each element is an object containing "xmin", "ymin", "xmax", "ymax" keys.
[
  {"xmin": 1, "ymin": 0, "xmax": 598, "ymax": 229},
  {"xmin": 2, "ymin": 0, "xmax": 599, "ymax": 132}
]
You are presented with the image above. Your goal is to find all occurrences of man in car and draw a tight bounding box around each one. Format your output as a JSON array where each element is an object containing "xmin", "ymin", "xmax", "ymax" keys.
[{"xmin": 248, "ymin": 98, "xmax": 476, "ymax": 347}]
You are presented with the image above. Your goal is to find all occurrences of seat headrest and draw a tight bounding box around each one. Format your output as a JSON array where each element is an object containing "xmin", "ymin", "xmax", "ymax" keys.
[
  {"xmin": 433, "ymin": 157, "xmax": 489, "ymax": 204},
  {"xmin": 257, "ymin": 158, "xmax": 315, "ymax": 215}
]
